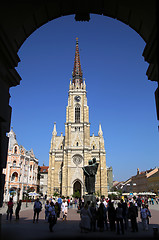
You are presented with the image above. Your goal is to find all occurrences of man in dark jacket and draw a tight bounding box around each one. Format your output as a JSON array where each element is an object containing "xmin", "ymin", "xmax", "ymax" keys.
[{"xmin": 128, "ymin": 202, "xmax": 138, "ymax": 232}]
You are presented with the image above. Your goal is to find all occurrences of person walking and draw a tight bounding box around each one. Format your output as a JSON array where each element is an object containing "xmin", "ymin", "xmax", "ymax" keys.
[
  {"xmin": 97, "ymin": 202, "xmax": 105, "ymax": 232},
  {"xmin": 45, "ymin": 200, "xmax": 50, "ymax": 221},
  {"xmin": 90, "ymin": 202, "xmax": 97, "ymax": 232},
  {"xmin": 80, "ymin": 203, "xmax": 92, "ymax": 233},
  {"xmin": 116, "ymin": 202, "xmax": 124, "ymax": 235},
  {"xmin": 128, "ymin": 202, "xmax": 138, "ymax": 232},
  {"xmin": 140, "ymin": 204, "xmax": 148, "ymax": 231},
  {"xmin": 15, "ymin": 200, "xmax": 22, "ymax": 220},
  {"xmin": 6, "ymin": 198, "xmax": 13, "ymax": 221},
  {"xmin": 33, "ymin": 198, "xmax": 42, "ymax": 223},
  {"xmin": 61, "ymin": 199, "xmax": 68, "ymax": 221},
  {"xmin": 55, "ymin": 202, "xmax": 60, "ymax": 218},
  {"xmin": 70, "ymin": 198, "xmax": 73, "ymax": 208},
  {"xmin": 74, "ymin": 198, "xmax": 77, "ymax": 209},
  {"xmin": 103, "ymin": 203, "xmax": 108, "ymax": 231},
  {"xmin": 67, "ymin": 198, "xmax": 70, "ymax": 208},
  {"xmin": 121, "ymin": 199, "xmax": 128, "ymax": 230},
  {"xmin": 145, "ymin": 205, "xmax": 151, "ymax": 225},
  {"xmin": 57, "ymin": 196, "xmax": 62, "ymax": 213},
  {"xmin": 48, "ymin": 201, "xmax": 57, "ymax": 232},
  {"xmin": 108, "ymin": 201, "xmax": 116, "ymax": 231}
]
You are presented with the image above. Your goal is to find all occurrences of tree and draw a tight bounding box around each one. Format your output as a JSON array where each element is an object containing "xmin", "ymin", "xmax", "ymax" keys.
[
  {"xmin": 72, "ymin": 191, "xmax": 80, "ymax": 199},
  {"xmin": 53, "ymin": 192, "xmax": 59, "ymax": 197}
]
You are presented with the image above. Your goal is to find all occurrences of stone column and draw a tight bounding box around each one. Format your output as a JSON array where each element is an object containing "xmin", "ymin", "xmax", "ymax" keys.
[{"xmin": 0, "ymin": 28, "xmax": 21, "ymax": 207}]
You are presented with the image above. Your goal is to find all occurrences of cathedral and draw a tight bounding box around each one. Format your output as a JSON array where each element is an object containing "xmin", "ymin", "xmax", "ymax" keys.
[{"xmin": 47, "ymin": 38, "xmax": 108, "ymax": 198}]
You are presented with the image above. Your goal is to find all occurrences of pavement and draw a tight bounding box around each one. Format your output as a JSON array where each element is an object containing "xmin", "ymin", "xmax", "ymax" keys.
[{"xmin": 0, "ymin": 202, "xmax": 159, "ymax": 240}]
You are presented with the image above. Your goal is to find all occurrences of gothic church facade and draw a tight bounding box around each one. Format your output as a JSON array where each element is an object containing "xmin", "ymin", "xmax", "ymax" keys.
[{"xmin": 48, "ymin": 38, "xmax": 108, "ymax": 198}]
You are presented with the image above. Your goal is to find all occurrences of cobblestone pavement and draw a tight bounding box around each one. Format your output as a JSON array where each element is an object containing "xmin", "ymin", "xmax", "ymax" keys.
[{"xmin": 0, "ymin": 203, "xmax": 159, "ymax": 240}]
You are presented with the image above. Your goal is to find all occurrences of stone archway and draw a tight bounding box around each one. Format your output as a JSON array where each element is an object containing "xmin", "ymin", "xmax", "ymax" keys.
[
  {"xmin": 73, "ymin": 180, "xmax": 81, "ymax": 197},
  {"xmin": 0, "ymin": 1, "xmax": 158, "ymax": 207}
]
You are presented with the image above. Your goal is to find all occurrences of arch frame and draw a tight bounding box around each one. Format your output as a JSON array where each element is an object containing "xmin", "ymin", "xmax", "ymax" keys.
[{"xmin": 0, "ymin": 1, "xmax": 158, "ymax": 207}]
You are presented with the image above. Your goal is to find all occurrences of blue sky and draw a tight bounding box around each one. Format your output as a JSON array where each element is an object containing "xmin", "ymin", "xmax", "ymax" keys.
[{"xmin": 11, "ymin": 14, "xmax": 158, "ymax": 182}]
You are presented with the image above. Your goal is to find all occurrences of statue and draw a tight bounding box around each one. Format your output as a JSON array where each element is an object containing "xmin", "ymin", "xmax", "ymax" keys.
[{"xmin": 82, "ymin": 158, "xmax": 99, "ymax": 194}]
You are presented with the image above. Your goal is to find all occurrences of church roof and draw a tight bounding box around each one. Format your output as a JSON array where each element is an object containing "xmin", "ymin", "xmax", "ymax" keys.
[
  {"xmin": 72, "ymin": 37, "xmax": 83, "ymax": 84},
  {"xmin": 40, "ymin": 166, "xmax": 49, "ymax": 173}
]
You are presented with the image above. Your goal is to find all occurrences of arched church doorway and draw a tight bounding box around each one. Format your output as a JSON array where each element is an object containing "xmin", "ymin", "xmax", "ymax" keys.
[{"xmin": 73, "ymin": 181, "xmax": 81, "ymax": 197}]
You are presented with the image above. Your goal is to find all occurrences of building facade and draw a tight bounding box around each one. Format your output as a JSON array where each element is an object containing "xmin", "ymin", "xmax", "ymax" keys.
[
  {"xmin": 39, "ymin": 165, "xmax": 49, "ymax": 198},
  {"xmin": 3, "ymin": 127, "xmax": 39, "ymax": 202},
  {"xmin": 48, "ymin": 38, "xmax": 108, "ymax": 198},
  {"xmin": 121, "ymin": 167, "xmax": 159, "ymax": 194}
]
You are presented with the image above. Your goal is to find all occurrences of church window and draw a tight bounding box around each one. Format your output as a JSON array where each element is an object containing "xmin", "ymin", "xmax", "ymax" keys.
[
  {"xmin": 79, "ymin": 127, "xmax": 80, "ymax": 131},
  {"xmin": 61, "ymin": 145, "xmax": 62, "ymax": 150},
  {"xmin": 11, "ymin": 172, "xmax": 18, "ymax": 181},
  {"xmin": 93, "ymin": 145, "xmax": 95, "ymax": 150},
  {"xmin": 76, "ymin": 142, "xmax": 78, "ymax": 146},
  {"xmin": 73, "ymin": 154, "xmax": 83, "ymax": 166},
  {"xmin": 75, "ymin": 106, "xmax": 80, "ymax": 123},
  {"xmin": 13, "ymin": 160, "xmax": 16, "ymax": 167},
  {"xmin": 14, "ymin": 146, "xmax": 17, "ymax": 154}
]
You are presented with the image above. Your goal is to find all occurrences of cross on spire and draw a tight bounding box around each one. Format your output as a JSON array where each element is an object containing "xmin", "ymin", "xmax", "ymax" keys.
[{"xmin": 72, "ymin": 37, "xmax": 83, "ymax": 85}]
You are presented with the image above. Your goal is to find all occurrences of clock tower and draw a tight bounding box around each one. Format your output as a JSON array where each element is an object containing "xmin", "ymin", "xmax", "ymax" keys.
[{"xmin": 48, "ymin": 38, "xmax": 108, "ymax": 197}]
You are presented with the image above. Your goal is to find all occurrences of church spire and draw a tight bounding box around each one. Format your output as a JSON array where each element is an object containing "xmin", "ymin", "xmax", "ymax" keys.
[{"xmin": 72, "ymin": 37, "xmax": 83, "ymax": 85}]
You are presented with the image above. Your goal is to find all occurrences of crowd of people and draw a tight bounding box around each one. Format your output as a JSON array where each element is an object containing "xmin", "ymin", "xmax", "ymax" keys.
[
  {"xmin": 79, "ymin": 196, "xmax": 153, "ymax": 234},
  {"xmin": 5, "ymin": 195, "xmax": 157, "ymax": 234},
  {"xmin": 33, "ymin": 196, "xmax": 69, "ymax": 232}
]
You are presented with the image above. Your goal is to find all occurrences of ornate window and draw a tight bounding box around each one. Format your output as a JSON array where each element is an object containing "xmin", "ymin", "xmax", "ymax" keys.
[
  {"xmin": 73, "ymin": 154, "xmax": 83, "ymax": 166},
  {"xmin": 14, "ymin": 146, "xmax": 17, "ymax": 154},
  {"xmin": 13, "ymin": 160, "xmax": 16, "ymax": 167},
  {"xmin": 75, "ymin": 106, "xmax": 80, "ymax": 123},
  {"xmin": 76, "ymin": 142, "xmax": 78, "ymax": 146},
  {"xmin": 11, "ymin": 172, "xmax": 18, "ymax": 181}
]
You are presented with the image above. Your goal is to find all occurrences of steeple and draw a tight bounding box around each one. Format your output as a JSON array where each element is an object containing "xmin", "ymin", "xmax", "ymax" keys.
[{"xmin": 72, "ymin": 37, "xmax": 83, "ymax": 85}]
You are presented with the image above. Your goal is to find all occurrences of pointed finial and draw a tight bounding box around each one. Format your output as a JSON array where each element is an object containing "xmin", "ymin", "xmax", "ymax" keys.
[
  {"xmin": 52, "ymin": 122, "xmax": 57, "ymax": 136},
  {"xmin": 98, "ymin": 123, "xmax": 103, "ymax": 136}
]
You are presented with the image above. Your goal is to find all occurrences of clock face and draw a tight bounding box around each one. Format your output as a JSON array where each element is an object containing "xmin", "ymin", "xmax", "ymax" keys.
[{"xmin": 74, "ymin": 95, "xmax": 81, "ymax": 102}]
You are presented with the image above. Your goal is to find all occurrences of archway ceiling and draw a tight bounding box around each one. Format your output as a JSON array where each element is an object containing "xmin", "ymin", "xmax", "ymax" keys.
[
  {"xmin": 0, "ymin": 0, "xmax": 158, "ymax": 119},
  {"xmin": 0, "ymin": 0, "xmax": 156, "ymax": 51}
]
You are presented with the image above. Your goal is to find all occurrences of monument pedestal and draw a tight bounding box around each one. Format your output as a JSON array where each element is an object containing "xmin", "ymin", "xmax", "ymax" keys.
[{"xmin": 84, "ymin": 194, "xmax": 96, "ymax": 205}]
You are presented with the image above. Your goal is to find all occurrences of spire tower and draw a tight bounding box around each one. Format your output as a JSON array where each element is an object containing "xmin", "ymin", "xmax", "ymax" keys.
[{"xmin": 72, "ymin": 37, "xmax": 83, "ymax": 86}]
